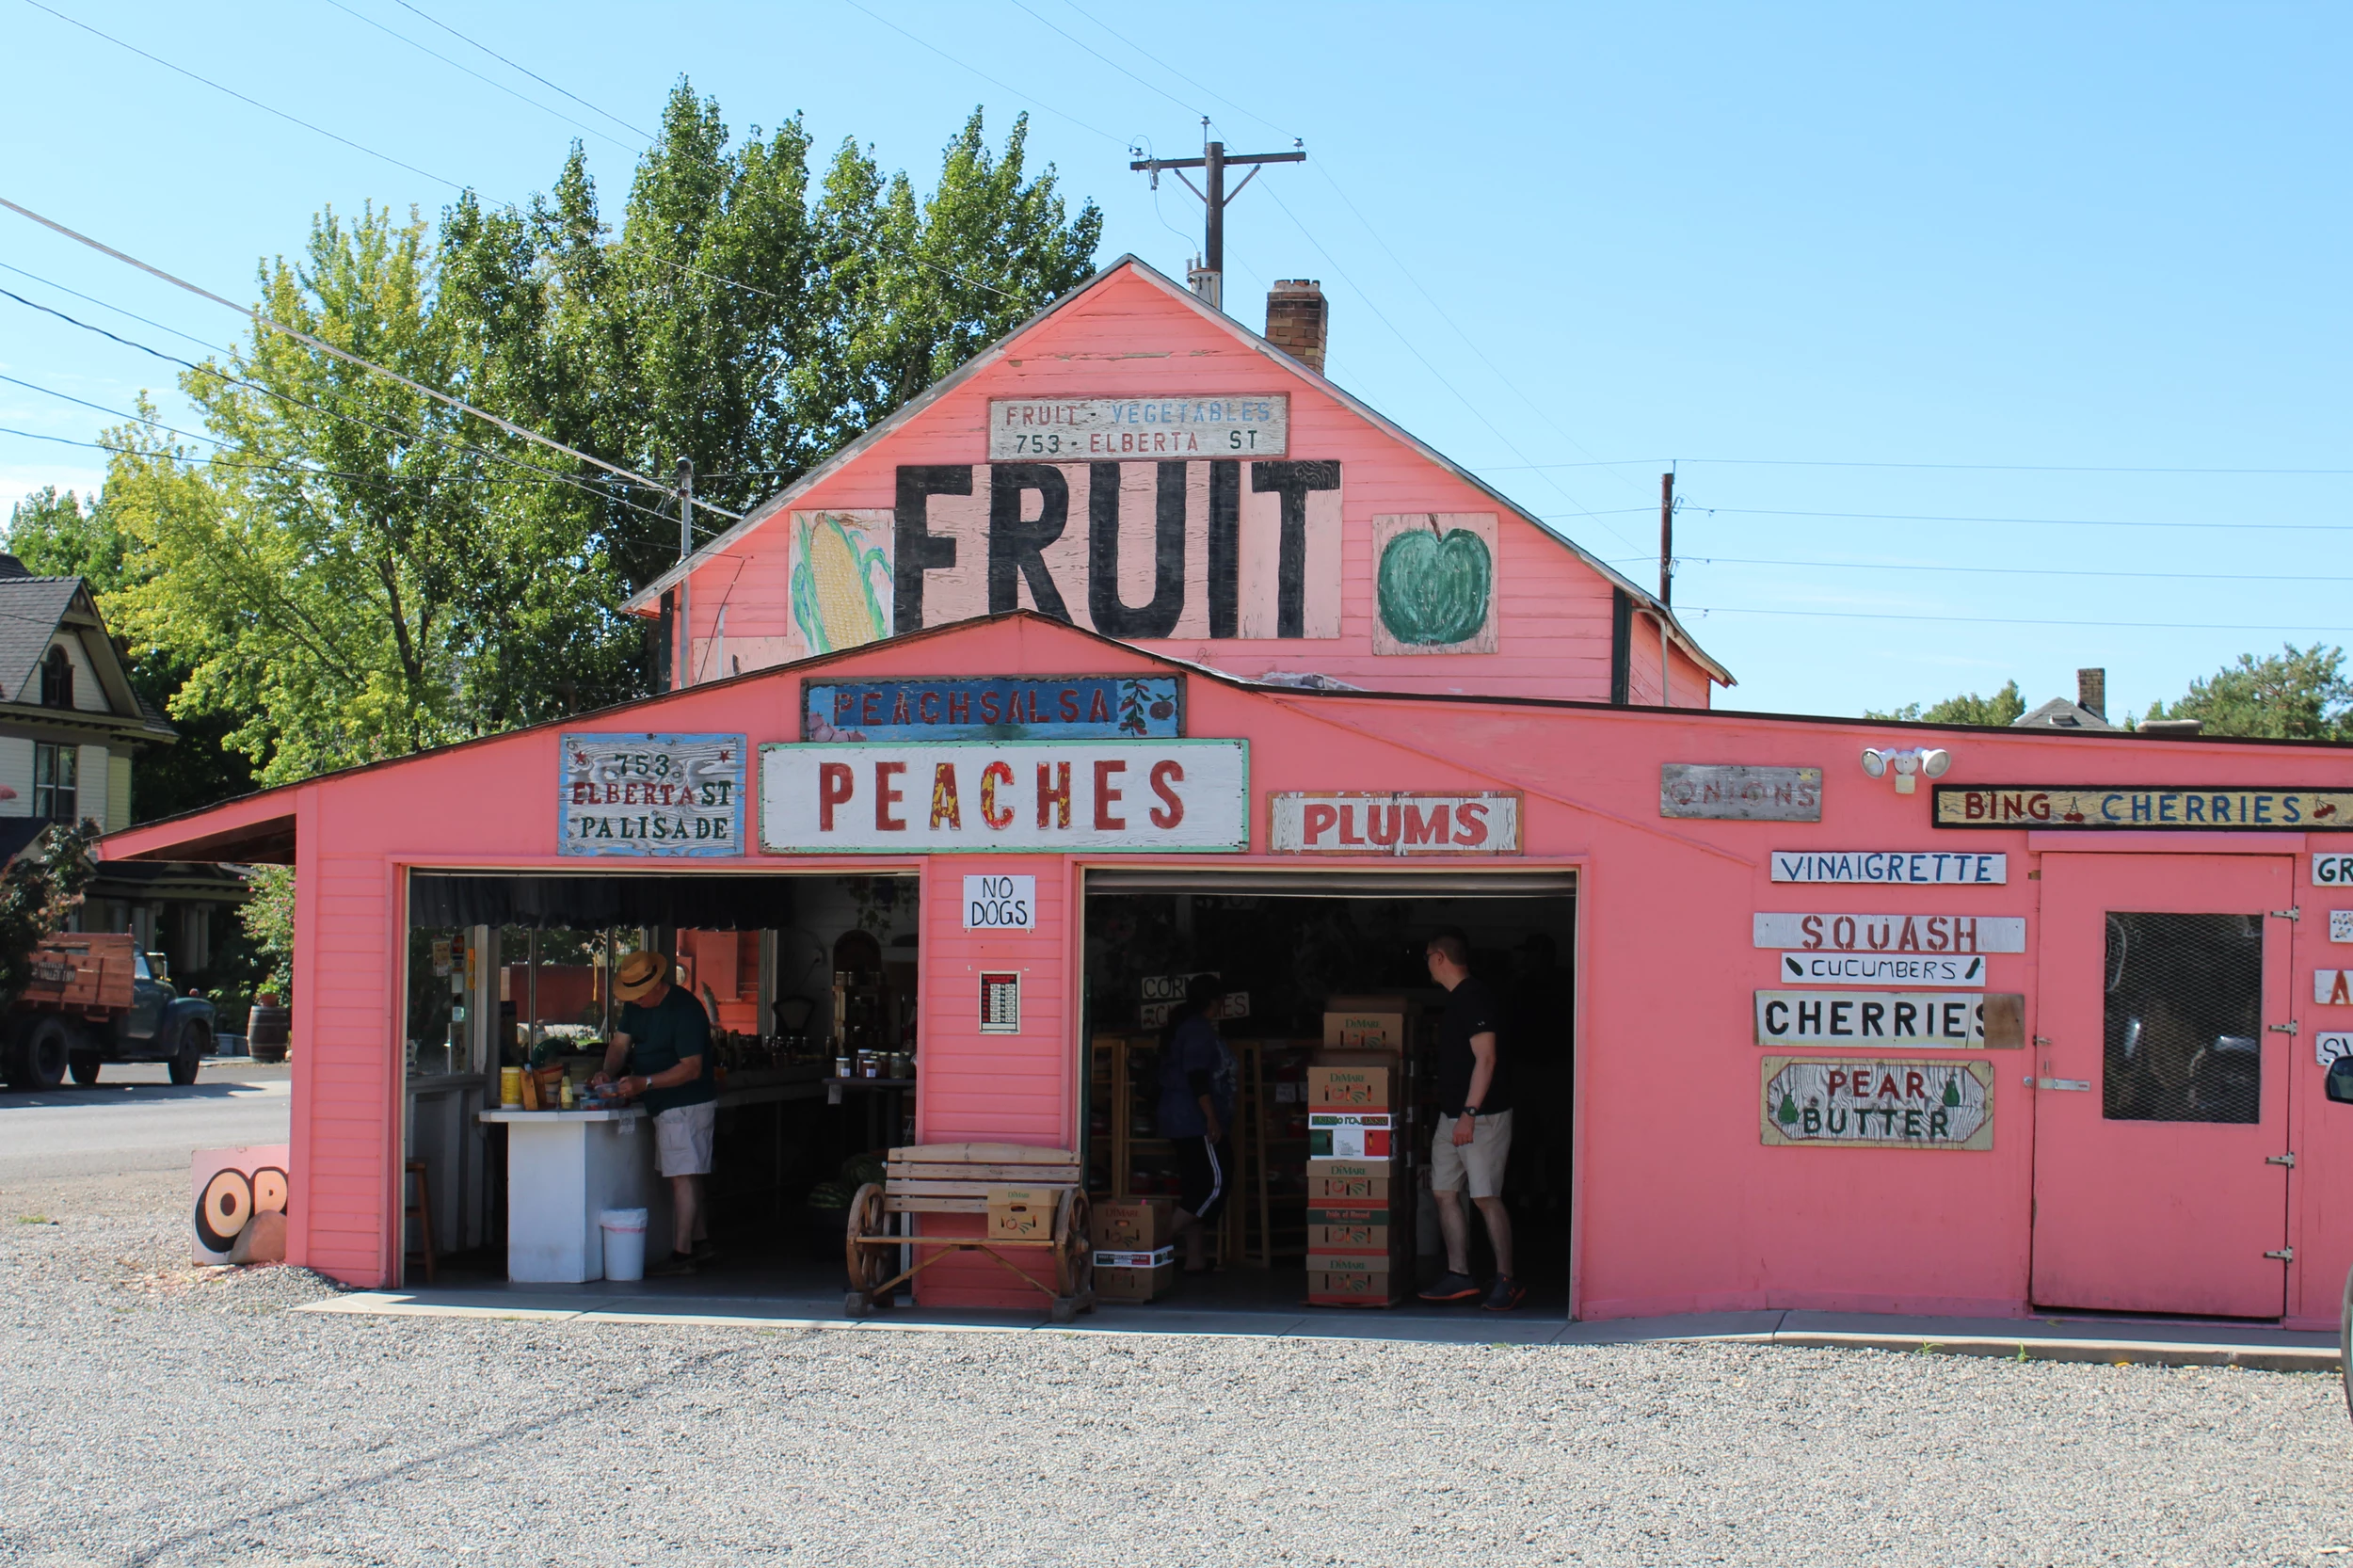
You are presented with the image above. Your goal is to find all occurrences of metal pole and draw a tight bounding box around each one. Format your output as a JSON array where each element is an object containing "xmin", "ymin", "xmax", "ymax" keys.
[
  {"xmin": 1658, "ymin": 472, "xmax": 1673, "ymax": 708},
  {"xmin": 1205, "ymin": 140, "xmax": 1225, "ymax": 279},
  {"xmin": 676, "ymin": 458, "xmax": 694, "ymax": 690}
]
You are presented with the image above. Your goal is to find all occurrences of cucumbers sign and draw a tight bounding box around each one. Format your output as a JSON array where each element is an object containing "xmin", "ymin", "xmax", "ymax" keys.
[{"xmin": 1372, "ymin": 514, "xmax": 1498, "ymax": 654}]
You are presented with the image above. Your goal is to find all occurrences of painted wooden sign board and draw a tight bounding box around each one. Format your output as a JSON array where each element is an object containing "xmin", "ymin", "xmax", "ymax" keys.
[
  {"xmin": 560, "ymin": 732, "xmax": 745, "ymax": 856},
  {"xmin": 803, "ymin": 675, "xmax": 1183, "ymax": 743},
  {"xmin": 1754, "ymin": 991, "xmax": 2026, "ymax": 1048},
  {"xmin": 1935, "ymin": 785, "xmax": 2353, "ymax": 829},
  {"xmin": 1760, "ymin": 1058, "xmax": 1995, "ymax": 1150},
  {"xmin": 2333, "ymin": 911, "xmax": 2353, "ymax": 944},
  {"xmin": 1777, "ymin": 952, "xmax": 1987, "ymax": 988},
  {"xmin": 2316, "ymin": 1032, "xmax": 2353, "ymax": 1067},
  {"xmin": 1752, "ymin": 914, "xmax": 2026, "ymax": 953},
  {"xmin": 1268, "ymin": 791, "xmax": 1521, "ymax": 856},
  {"xmin": 759, "ymin": 740, "xmax": 1248, "ymax": 853},
  {"xmin": 1659, "ymin": 764, "xmax": 1823, "ymax": 822},
  {"xmin": 2316, "ymin": 855, "xmax": 2353, "ymax": 887},
  {"xmin": 961, "ymin": 875, "xmax": 1036, "ymax": 931},
  {"xmin": 766, "ymin": 461, "xmax": 1347, "ymax": 667},
  {"xmin": 1371, "ymin": 514, "xmax": 1499, "ymax": 655},
  {"xmin": 1770, "ymin": 851, "xmax": 2006, "ymax": 885},
  {"xmin": 2317, "ymin": 971, "xmax": 2353, "ymax": 1006},
  {"xmin": 986, "ymin": 395, "xmax": 1289, "ymax": 461}
]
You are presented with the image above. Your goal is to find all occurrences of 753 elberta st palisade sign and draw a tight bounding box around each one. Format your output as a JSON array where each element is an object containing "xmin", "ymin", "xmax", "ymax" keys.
[{"xmin": 560, "ymin": 733, "xmax": 746, "ymax": 856}]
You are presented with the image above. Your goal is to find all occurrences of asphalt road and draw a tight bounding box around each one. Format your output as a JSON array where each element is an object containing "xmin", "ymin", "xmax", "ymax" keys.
[{"xmin": 0, "ymin": 1060, "xmax": 291, "ymax": 1183}]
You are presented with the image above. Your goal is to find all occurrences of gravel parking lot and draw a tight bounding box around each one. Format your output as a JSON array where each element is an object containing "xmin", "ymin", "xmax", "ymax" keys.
[{"xmin": 5, "ymin": 1170, "xmax": 2352, "ymax": 1568}]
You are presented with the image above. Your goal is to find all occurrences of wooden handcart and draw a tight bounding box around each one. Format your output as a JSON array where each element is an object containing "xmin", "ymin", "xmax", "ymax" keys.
[{"xmin": 843, "ymin": 1143, "xmax": 1096, "ymax": 1322}]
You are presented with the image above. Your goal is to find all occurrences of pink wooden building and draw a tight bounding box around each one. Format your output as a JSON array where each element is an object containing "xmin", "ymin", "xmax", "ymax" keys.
[{"xmin": 103, "ymin": 259, "xmax": 2353, "ymax": 1329}]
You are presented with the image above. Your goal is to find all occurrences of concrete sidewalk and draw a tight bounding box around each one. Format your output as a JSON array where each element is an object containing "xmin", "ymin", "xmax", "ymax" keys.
[{"xmin": 298, "ymin": 1285, "xmax": 2342, "ymax": 1370}]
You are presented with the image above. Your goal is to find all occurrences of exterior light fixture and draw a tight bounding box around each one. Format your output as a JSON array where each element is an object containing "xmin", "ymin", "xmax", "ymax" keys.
[{"xmin": 1861, "ymin": 746, "xmax": 1951, "ymax": 795}]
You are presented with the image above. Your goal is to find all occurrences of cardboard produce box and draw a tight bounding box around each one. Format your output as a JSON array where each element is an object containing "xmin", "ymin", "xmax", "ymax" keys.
[
  {"xmin": 1305, "ymin": 1064, "xmax": 1389, "ymax": 1110},
  {"xmin": 1089, "ymin": 1197, "xmax": 1174, "ymax": 1251},
  {"xmin": 1308, "ymin": 1158, "xmax": 1396, "ymax": 1203},
  {"xmin": 1308, "ymin": 1111, "xmax": 1394, "ymax": 1160},
  {"xmin": 1305, "ymin": 1206, "xmax": 1396, "ymax": 1252},
  {"xmin": 1094, "ymin": 1244, "xmax": 1176, "ymax": 1301},
  {"xmin": 986, "ymin": 1187, "xmax": 1054, "ymax": 1240},
  {"xmin": 1322, "ymin": 996, "xmax": 1412, "ymax": 1053},
  {"xmin": 1305, "ymin": 1252, "xmax": 1405, "ymax": 1305}
]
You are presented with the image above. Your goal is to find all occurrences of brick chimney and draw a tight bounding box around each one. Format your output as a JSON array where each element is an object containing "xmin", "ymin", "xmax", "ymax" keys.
[
  {"xmin": 2077, "ymin": 667, "xmax": 2105, "ymax": 722},
  {"xmin": 1266, "ymin": 280, "xmax": 1327, "ymax": 375}
]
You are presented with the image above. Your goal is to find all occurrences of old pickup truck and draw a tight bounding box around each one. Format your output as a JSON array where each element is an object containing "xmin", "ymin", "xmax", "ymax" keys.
[{"xmin": 0, "ymin": 932, "xmax": 216, "ymax": 1089}]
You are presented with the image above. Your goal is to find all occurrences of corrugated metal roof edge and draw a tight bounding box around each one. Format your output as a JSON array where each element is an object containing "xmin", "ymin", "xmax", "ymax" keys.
[{"xmin": 616, "ymin": 253, "xmax": 1733, "ymax": 687}]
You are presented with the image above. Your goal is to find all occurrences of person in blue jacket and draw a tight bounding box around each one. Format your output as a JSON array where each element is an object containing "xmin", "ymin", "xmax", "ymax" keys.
[{"xmin": 1158, "ymin": 973, "xmax": 1237, "ymax": 1272}]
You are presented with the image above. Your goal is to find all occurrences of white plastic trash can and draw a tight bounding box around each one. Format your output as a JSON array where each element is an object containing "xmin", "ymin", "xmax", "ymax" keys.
[{"xmin": 600, "ymin": 1208, "xmax": 649, "ymax": 1281}]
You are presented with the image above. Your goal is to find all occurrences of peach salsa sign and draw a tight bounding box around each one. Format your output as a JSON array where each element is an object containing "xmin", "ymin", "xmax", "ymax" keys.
[
  {"xmin": 760, "ymin": 740, "xmax": 1249, "ymax": 853},
  {"xmin": 1268, "ymin": 792, "xmax": 1522, "ymax": 856}
]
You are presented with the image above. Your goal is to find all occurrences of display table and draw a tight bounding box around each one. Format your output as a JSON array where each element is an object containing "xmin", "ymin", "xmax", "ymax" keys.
[{"xmin": 479, "ymin": 1109, "xmax": 674, "ymax": 1282}]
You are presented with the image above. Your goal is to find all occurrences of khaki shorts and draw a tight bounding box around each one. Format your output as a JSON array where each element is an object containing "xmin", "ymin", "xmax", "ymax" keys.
[
  {"xmin": 652, "ymin": 1102, "xmax": 716, "ymax": 1177},
  {"xmin": 1428, "ymin": 1109, "xmax": 1513, "ymax": 1199}
]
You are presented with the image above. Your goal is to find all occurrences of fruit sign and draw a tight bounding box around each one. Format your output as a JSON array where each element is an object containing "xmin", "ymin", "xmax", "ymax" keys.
[
  {"xmin": 986, "ymin": 395, "xmax": 1289, "ymax": 460},
  {"xmin": 1759, "ymin": 1058, "xmax": 1994, "ymax": 1150},
  {"xmin": 760, "ymin": 740, "xmax": 1249, "ymax": 853},
  {"xmin": 192, "ymin": 1144, "xmax": 291, "ymax": 1264},
  {"xmin": 1371, "ymin": 514, "xmax": 1498, "ymax": 654}
]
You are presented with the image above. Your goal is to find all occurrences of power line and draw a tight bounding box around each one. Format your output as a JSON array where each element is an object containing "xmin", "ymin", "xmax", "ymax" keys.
[
  {"xmin": 389, "ymin": 0, "xmax": 651, "ymax": 141},
  {"xmin": 19, "ymin": 0, "xmax": 464, "ymax": 192},
  {"xmin": 314, "ymin": 0, "xmax": 638, "ymax": 153},
  {"xmin": 1689, "ymin": 605, "xmax": 2352, "ymax": 633},
  {"xmin": 0, "ymin": 196, "xmax": 741, "ymax": 520},
  {"xmin": 836, "ymin": 0, "xmax": 1124, "ymax": 145},
  {"xmin": 1054, "ymin": 0, "xmax": 1294, "ymax": 143},
  {"xmin": 1497, "ymin": 456, "xmax": 2353, "ymax": 477},
  {"xmin": 0, "ymin": 260, "xmax": 232, "ymax": 356},
  {"xmin": 0, "ymin": 372, "xmax": 235, "ymax": 453},
  {"xmin": 1705, "ymin": 505, "xmax": 2353, "ymax": 534},
  {"xmin": 1613, "ymin": 553, "xmax": 2353, "ymax": 583}
]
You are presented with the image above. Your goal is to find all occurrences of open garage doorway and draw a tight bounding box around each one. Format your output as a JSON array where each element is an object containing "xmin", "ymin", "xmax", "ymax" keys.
[{"xmin": 1080, "ymin": 869, "xmax": 1577, "ymax": 1318}]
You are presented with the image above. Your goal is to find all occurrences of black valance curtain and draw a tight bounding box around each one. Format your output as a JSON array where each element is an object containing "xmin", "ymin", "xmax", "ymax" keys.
[{"xmin": 408, "ymin": 872, "xmax": 803, "ymax": 931}]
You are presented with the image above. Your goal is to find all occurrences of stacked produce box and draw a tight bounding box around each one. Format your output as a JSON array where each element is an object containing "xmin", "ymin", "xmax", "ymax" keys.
[
  {"xmin": 1090, "ymin": 1197, "xmax": 1177, "ymax": 1301},
  {"xmin": 1304, "ymin": 997, "xmax": 1413, "ymax": 1306}
]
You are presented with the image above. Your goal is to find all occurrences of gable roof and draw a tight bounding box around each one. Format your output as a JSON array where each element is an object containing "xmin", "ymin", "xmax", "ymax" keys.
[
  {"xmin": 0, "ymin": 570, "xmax": 171, "ymax": 736},
  {"xmin": 620, "ymin": 254, "xmax": 1732, "ymax": 687},
  {"xmin": 2013, "ymin": 696, "xmax": 2117, "ymax": 731}
]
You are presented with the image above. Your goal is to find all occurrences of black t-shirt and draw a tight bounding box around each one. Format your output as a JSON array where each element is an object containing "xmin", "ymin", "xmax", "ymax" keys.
[{"xmin": 1434, "ymin": 974, "xmax": 1511, "ymax": 1117}]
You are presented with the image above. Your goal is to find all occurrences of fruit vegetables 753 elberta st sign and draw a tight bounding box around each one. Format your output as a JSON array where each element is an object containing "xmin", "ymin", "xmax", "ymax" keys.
[{"xmin": 560, "ymin": 733, "xmax": 745, "ymax": 856}]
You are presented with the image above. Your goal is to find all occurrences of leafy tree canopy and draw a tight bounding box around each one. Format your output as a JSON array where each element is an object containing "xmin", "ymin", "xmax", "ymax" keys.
[
  {"xmin": 2147, "ymin": 643, "xmax": 2352, "ymax": 740},
  {"xmin": 1865, "ymin": 680, "xmax": 2025, "ymax": 727}
]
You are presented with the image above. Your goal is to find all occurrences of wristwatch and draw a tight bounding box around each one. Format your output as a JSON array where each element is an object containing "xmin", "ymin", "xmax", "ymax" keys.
[{"xmin": 1462, "ymin": 1104, "xmax": 1481, "ymax": 1118}]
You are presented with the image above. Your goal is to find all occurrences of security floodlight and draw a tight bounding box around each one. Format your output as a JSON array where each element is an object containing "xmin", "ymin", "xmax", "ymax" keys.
[{"xmin": 1861, "ymin": 748, "xmax": 1887, "ymax": 777}]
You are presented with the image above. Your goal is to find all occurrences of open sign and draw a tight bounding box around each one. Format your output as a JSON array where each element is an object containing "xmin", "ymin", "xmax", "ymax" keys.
[{"xmin": 963, "ymin": 874, "xmax": 1037, "ymax": 931}]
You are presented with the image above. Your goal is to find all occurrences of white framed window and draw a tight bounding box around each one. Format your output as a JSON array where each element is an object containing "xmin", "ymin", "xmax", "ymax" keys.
[{"xmin": 33, "ymin": 743, "xmax": 76, "ymax": 823}]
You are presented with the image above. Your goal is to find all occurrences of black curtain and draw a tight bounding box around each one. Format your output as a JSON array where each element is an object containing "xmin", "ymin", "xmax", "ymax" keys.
[{"xmin": 408, "ymin": 873, "xmax": 804, "ymax": 931}]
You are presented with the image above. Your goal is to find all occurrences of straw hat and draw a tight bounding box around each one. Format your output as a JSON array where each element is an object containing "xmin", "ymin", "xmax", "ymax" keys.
[{"xmin": 613, "ymin": 951, "xmax": 671, "ymax": 1002}]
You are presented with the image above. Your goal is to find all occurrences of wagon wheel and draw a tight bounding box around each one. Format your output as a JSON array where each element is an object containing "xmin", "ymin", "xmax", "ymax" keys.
[
  {"xmin": 1064, "ymin": 1190, "xmax": 1093, "ymax": 1304},
  {"xmin": 842, "ymin": 1182, "xmax": 890, "ymax": 1302}
]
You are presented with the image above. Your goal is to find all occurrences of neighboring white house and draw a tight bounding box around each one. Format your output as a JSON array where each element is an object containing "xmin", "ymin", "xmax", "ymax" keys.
[{"xmin": 0, "ymin": 554, "xmax": 244, "ymax": 962}]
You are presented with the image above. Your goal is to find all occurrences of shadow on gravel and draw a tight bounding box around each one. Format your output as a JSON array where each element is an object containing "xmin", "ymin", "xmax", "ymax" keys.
[{"xmin": 0, "ymin": 1082, "xmax": 285, "ymax": 1109}]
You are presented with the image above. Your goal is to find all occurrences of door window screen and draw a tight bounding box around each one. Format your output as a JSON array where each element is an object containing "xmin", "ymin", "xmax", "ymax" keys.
[{"xmin": 2102, "ymin": 912, "xmax": 2263, "ymax": 1124}]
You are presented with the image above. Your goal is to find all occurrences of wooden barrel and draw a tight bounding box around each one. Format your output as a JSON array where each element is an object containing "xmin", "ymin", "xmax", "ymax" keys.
[{"xmin": 247, "ymin": 1002, "xmax": 291, "ymax": 1063}]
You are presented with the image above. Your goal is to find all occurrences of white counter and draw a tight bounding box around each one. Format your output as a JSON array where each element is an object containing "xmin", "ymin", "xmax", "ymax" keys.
[{"xmin": 479, "ymin": 1109, "xmax": 675, "ymax": 1282}]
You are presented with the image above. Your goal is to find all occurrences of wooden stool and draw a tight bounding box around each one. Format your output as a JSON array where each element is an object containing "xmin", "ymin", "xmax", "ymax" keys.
[{"xmin": 403, "ymin": 1159, "xmax": 436, "ymax": 1285}]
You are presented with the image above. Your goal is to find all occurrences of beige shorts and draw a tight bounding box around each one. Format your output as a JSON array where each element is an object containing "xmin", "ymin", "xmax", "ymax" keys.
[
  {"xmin": 652, "ymin": 1102, "xmax": 716, "ymax": 1176},
  {"xmin": 1428, "ymin": 1109, "xmax": 1513, "ymax": 1199}
]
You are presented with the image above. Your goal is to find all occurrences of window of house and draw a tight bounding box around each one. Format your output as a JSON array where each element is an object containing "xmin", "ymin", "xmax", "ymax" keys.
[
  {"xmin": 39, "ymin": 645, "xmax": 72, "ymax": 709},
  {"xmin": 33, "ymin": 743, "xmax": 76, "ymax": 823}
]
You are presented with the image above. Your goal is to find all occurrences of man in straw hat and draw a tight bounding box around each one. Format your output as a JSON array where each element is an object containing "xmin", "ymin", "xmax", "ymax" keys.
[{"xmin": 594, "ymin": 951, "xmax": 719, "ymax": 1276}]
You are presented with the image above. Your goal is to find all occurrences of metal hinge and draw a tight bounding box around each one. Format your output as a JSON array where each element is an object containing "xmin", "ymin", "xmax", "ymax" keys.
[
  {"xmin": 2267, "ymin": 1152, "xmax": 2297, "ymax": 1167},
  {"xmin": 2270, "ymin": 1021, "xmax": 2300, "ymax": 1035},
  {"xmin": 2265, "ymin": 1248, "xmax": 2295, "ymax": 1262},
  {"xmin": 2273, "ymin": 906, "xmax": 2301, "ymax": 921}
]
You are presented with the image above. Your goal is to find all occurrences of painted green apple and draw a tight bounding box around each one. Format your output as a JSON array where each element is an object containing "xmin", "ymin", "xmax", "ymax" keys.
[{"xmin": 1378, "ymin": 525, "xmax": 1493, "ymax": 646}]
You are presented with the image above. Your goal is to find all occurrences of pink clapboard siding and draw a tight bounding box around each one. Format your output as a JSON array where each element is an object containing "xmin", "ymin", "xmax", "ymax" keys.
[
  {"xmin": 103, "ymin": 612, "xmax": 2353, "ymax": 1326},
  {"xmin": 669, "ymin": 262, "xmax": 1711, "ymax": 706}
]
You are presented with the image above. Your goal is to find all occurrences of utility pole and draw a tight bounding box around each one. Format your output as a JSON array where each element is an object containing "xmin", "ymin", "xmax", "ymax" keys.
[
  {"xmin": 1658, "ymin": 472, "xmax": 1675, "ymax": 708},
  {"xmin": 1130, "ymin": 120, "xmax": 1305, "ymax": 311},
  {"xmin": 676, "ymin": 458, "xmax": 694, "ymax": 691}
]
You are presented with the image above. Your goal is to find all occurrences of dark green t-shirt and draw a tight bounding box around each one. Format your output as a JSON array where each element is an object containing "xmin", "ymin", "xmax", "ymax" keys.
[{"xmin": 619, "ymin": 984, "xmax": 716, "ymax": 1115}]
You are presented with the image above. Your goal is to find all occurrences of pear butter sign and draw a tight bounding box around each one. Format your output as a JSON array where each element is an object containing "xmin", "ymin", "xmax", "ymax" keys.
[{"xmin": 1761, "ymin": 1057, "xmax": 1994, "ymax": 1151}]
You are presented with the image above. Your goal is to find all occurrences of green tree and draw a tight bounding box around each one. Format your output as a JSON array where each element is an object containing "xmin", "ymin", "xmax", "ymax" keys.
[
  {"xmin": 1865, "ymin": 680, "xmax": 2026, "ymax": 727},
  {"xmin": 2147, "ymin": 644, "xmax": 2352, "ymax": 740},
  {"xmin": 0, "ymin": 822, "xmax": 98, "ymax": 1008},
  {"xmin": 7, "ymin": 483, "xmax": 257, "ymax": 819}
]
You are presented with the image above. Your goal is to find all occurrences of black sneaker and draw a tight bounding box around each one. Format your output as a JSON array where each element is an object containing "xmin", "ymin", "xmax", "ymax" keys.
[
  {"xmin": 691, "ymin": 1240, "xmax": 723, "ymax": 1266},
  {"xmin": 647, "ymin": 1252, "xmax": 698, "ymax": 1278},
  {"xmin": 1417, "ymin": 1271, "xmax": 1481, "ymax": 1303},
  {"xmin": 1482, "ymin": 1274, "xmax": 1528, "ymax": 1312}
]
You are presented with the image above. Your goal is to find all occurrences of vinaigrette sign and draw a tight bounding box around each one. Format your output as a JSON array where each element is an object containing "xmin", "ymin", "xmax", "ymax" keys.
[{"xmin": 560, "ymin": 732, "xmax": 745, "ymax": 856}]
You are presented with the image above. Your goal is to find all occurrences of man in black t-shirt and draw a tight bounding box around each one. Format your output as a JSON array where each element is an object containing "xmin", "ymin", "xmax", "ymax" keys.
[{"xmin": 1417, "ymin": 933, "xmax": 1523, "ymax": 1311}]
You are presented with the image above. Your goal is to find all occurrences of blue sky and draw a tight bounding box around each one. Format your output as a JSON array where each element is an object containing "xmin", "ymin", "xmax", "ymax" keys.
[{"xmin": 2, "ymin": 1, "xmax": 2345, "ymax": 718}]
